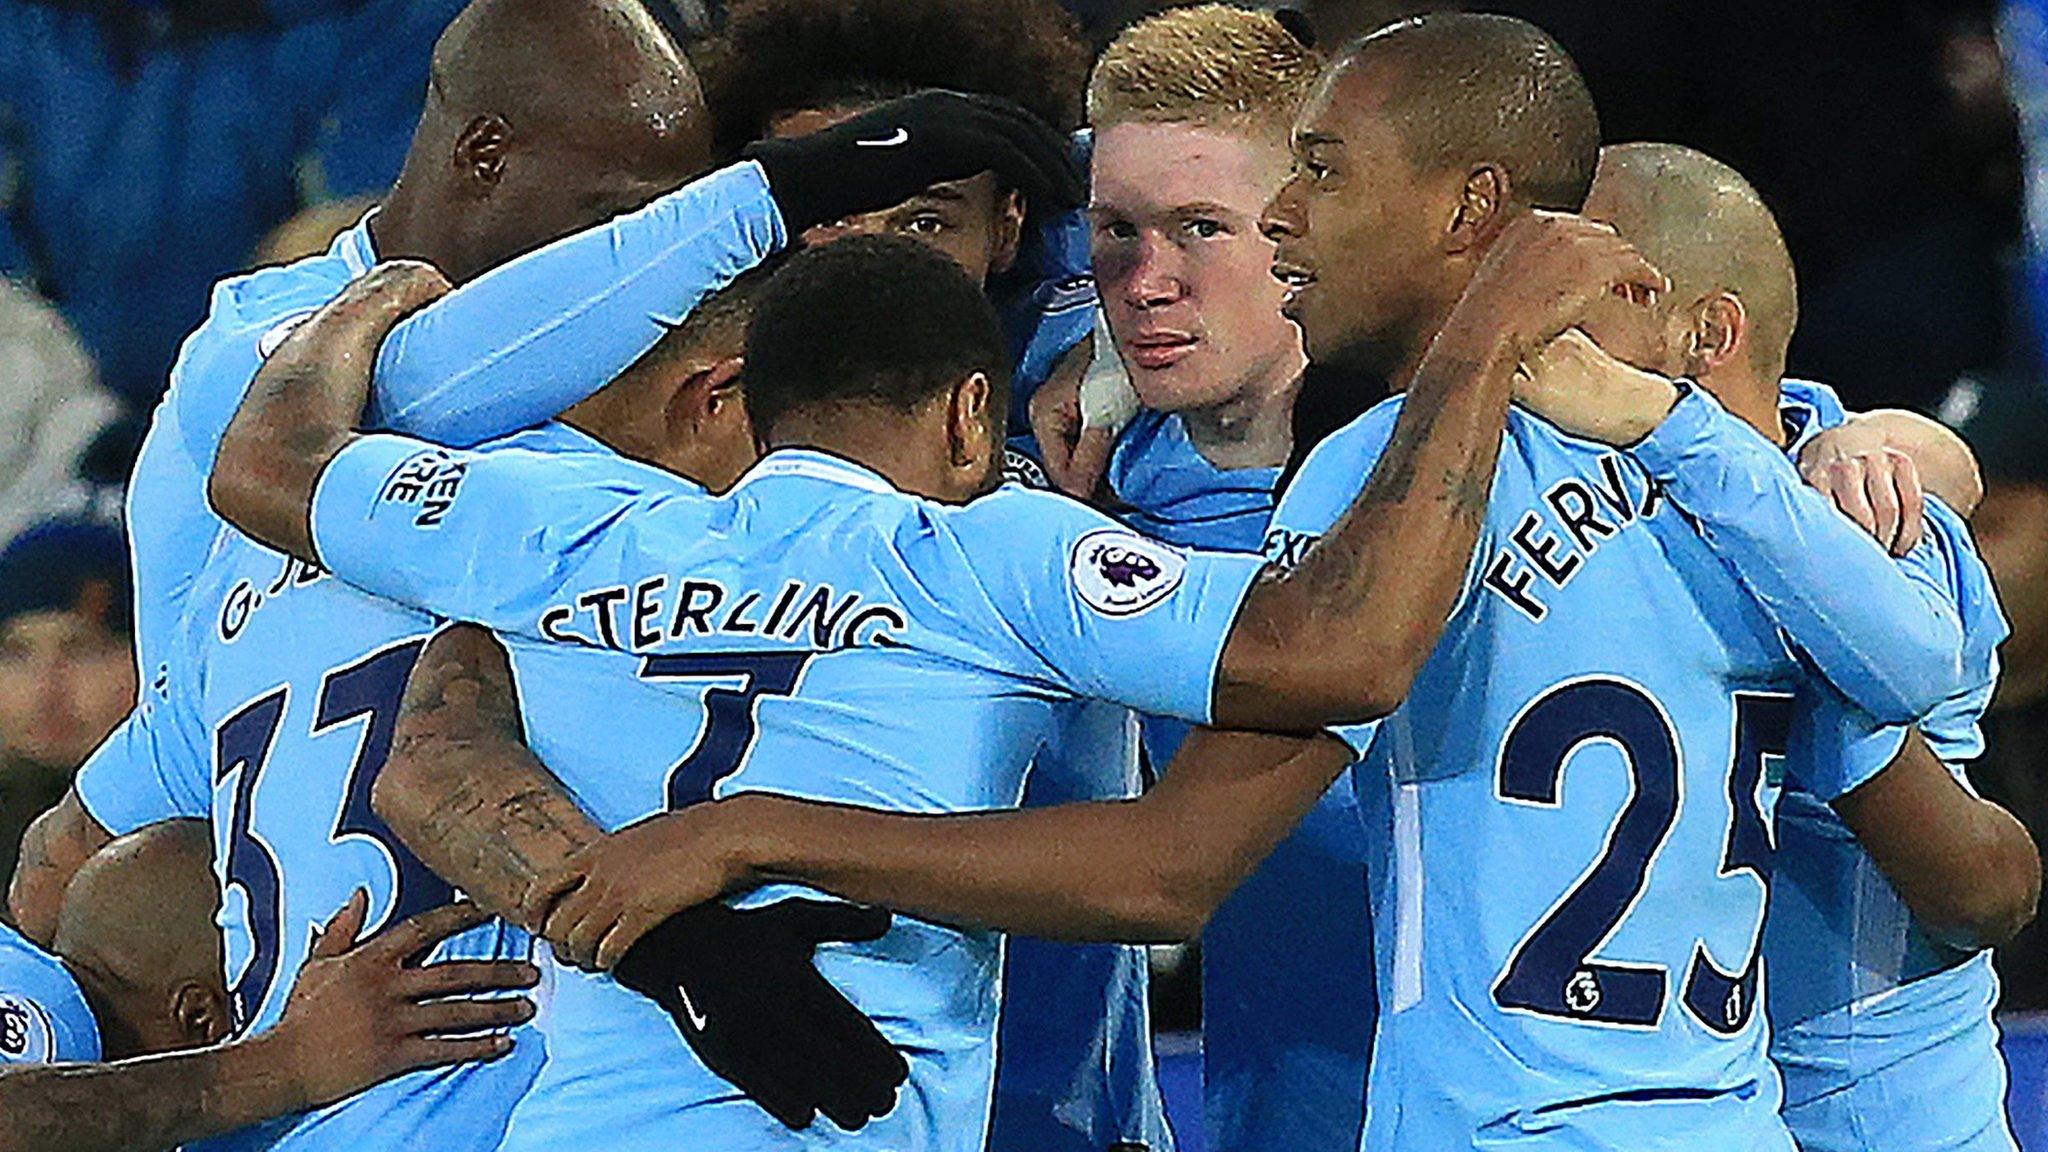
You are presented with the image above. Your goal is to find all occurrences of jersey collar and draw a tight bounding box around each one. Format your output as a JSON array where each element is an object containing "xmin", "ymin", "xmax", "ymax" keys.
[
  {"xmin": 330, "ymin": 207, "xmax": 381, "ymax": 277},
  {"xmin": 740, "ymin": 448, "xmax": 899, "ymax": 495}
]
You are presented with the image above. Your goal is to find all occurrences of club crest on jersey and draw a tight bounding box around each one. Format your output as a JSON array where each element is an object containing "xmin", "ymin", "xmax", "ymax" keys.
[
  {"xmin": 1003, "ymin": 447, "xmax": 1050, "ymax": 490},
  {"xmin": 0, "ymin": 996, "xmax": 53, "ymax": 1062},
  {"xmin": 1070, "ymin": 528, "xmax": 1185, "ymax": 618}
]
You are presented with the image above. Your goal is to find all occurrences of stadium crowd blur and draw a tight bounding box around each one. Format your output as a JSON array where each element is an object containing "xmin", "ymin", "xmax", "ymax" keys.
[{"xmin": 2, "ymin": 0, "xmax": 2048, "ymax": 1021}]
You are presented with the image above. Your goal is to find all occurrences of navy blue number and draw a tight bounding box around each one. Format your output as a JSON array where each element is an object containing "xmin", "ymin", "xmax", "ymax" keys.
[
  {"xmin": 216, "ymin": 691, "xmax": 289, "ymax": 1030},
  {"xmin": 1681, "ymin": 692, "xmax": 1791, "ymax": 1034},
  {"xmin": 638, "ymin": 652, "xmax": 814, "ymax": 810},
  {"xmin": 213, "ymin": 640, "xmax": 444, "ymax": 1033},
  {"xmin": 1494, "ymin": 679, "xmax": 1680, "ymax": 1026},
  {"xmin": 317, "ymin": 641, "xmax": 453, "ymax": 931}
]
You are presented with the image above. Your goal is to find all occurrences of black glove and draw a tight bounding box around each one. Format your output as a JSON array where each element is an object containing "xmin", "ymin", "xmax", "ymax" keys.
[
  {"xmin": 611, "ymin": 899, "xmax": 908, "ymax": 1131},
  {"xmin": 743, "ymin": 89, "xmax": 1087, "ymax": 235}
]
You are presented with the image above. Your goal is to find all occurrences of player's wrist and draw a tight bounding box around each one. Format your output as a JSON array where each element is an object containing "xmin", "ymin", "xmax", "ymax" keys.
[{"xmin": 216, "ymin": 1028, "xmax": 323, "ymax": 1119}]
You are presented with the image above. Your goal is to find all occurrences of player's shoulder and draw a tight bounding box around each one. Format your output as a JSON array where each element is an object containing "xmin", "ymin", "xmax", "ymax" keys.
[
  {"xmin": 1270, "ymin": 394, "xmax": 1406, "ymax": 538},
  {"xmin": 185, "ymin": 247, "xmax": 360, "ymax": 367},
  {"xmin": 0, "ymin": 923, "xmax": 100, "ymax": 1064}
]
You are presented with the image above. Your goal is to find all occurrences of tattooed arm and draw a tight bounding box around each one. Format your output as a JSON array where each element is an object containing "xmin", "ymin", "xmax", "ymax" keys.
[
  {"xmin": 209, "ymin": 263, "xmax": 452, "ymax": 561},
  {"xmin": 376, "ymin": 624, "xmax": 602, "ymax": 926},
  {"xmin": 1210, "ymin": 212, "xmax": 1666, "ymax": 730}
]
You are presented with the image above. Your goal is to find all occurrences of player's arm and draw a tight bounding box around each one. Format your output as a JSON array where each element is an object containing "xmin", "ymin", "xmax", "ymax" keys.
[
  {"xmin": 210, "ymin": 262, "xmax": 455, "ymax": 560},
  {"xmin": 1515, "ymin": 332, "xmax": 1964, "ymax": 723},
  {"xmin": 525, "ymin": 729, "xmax": 1358, "ymax": 968},
  {"xmin": 1834, "ymin": 731, "xmax": 2039, "ymax": 949},
  {"xmin": 0, "ymin": 898, "xmax": 535, "ymax": 1152},
  {"xmin": 369, "ymin": 92, "xmax": 1083, "ymax": 446},
  {"xmin": 376, "ymin": 625, "xmax": 603, "ymax": 923},
  {"xmin": 1202, "ymin": 213, "xmax": 1666, "ymax": 730},
  {"xmin": 1799, "ymin": 410, "xmax": 1986, "ymax": 542},
  {"xmin": 5, "ymin": 792, "xmax": 111, "ymax": 947}
]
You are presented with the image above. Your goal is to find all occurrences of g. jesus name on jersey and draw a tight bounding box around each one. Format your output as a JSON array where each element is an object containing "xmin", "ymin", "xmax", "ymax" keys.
[{"xmin": 1268, "ymin": 397, "xmax": 1804, "ymax": 1151}]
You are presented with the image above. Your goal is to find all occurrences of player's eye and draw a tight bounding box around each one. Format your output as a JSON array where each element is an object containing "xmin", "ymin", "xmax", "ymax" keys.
[
  {"xmin": 1183, "ymin": 218, "xmax": 1227, "ymax": 240},
  {"xmin": 900, "ymin": 213, "xmax": 950, "ymax": 236},
  {"xmin": 1098, "ymin": 219, "xmax": 1139, "ymax": 242}
]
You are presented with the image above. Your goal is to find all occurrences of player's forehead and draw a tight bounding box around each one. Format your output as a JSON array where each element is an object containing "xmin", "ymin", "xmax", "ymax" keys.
[
  {"xmin": 1091, "ymin": 121, "xmax": 1281, "ymax": 215},
  {"xmin": 1290, "ymin": 55, "xmax": 1406, "ymax": 161}
]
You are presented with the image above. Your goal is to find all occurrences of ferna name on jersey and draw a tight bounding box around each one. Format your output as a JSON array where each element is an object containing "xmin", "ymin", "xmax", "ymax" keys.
[{"xmin": 1263, "ymin": 451, "xmax": 1663, "ymax": 623}]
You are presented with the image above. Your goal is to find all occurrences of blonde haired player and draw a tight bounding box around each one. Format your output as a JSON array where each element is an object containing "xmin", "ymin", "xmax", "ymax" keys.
[{"xmin": 1033, "ymin": 9, "xmax": 1374, "ymax": 1150}]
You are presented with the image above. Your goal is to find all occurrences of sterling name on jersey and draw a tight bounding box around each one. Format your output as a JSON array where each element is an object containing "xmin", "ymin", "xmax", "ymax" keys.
[
  {"xmin": 1268, "ymin": 394, "xmax": 1804, "ymax": 1151},
  {"xmin": 308, "ymin": 436, "xmax": 1265, "ymax": 1151}
]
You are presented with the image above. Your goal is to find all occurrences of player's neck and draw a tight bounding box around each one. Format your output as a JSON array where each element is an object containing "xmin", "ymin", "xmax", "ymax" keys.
[
  {"xmin": 1699, "ymin": 368, "xmax": 1785, "ymax": 446},
  {"xmin": 1180, "ymin": 357, "xmax": 1303, "ymax": 472},
  {"xmin": 369, "ymin": 183, "xmax": 475, "ymax": 285},
  {"xmin": 62, "ymin": 956, "xmax": 146, "ymax": 1060},
  {"xmin": 766, "ymin": 411, "xmax": 968, "ymax": 502}
]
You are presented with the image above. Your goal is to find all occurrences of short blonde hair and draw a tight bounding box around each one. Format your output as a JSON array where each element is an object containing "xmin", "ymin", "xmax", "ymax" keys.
[{"xmin": 1087, "ymin": 4, "xmax": 1322, "ymax": 139}]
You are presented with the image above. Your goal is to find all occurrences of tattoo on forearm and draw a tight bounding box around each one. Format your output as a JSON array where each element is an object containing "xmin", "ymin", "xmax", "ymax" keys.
[{"xmin": 386, "ymin": 630, "xmax": 600, "ymax": 918}]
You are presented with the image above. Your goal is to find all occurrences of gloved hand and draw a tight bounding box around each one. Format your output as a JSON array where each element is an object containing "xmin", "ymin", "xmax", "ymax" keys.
[
  {"xmin": 610, "ymin": 899, "xmax": 908, "ymax": 1131},
  {"xmin": 744, "ymin": 90, "xmax": 1087, "ymax": 235}
]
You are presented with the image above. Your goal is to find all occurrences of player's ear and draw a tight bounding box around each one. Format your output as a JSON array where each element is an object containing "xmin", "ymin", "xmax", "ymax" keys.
[
  {"xmin": 988, "ymin": 188, "xmax": 1028, "ymax": 279},
  {"xmin": 666, "ymin": 356, "xmax": 746, "ymax": 435},
  {"xmin": 947, "ymin": 371, "xmax": 996, "ymax": 470},
  {"xmin": 453, "ymin": 114, "xmax": 513, "ymax": 192},
  {"xmin": 1688, "ymin": 293, "xmax": 1747, "ymax": 374},
  {"xmin": 171, "ymin": 981, "xmax": 233, "ymax": 1048},
  {"xmin": 1446, "ymin": 165, "xmax": 1508, "ymax": 255}
]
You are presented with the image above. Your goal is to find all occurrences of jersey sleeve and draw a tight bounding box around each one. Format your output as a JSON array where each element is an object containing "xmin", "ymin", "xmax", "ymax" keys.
[
  {"xmin": 1631, "ymin": 385, "xmax": 1965, "ymax": 723},
  {"xmin": 365, "ymin": 162, "xmax": 787, "ymax": 446},
  {"xmin": 71, "ymin": 692, "xmax": 210, "ymax": 837},
  {"xmin": 0, "ymin": 975, "xmax": 101, "ymax": 1064},
  {"xmin": 1787, "ymin": 685, "xmax": 1911, "ymax": 802},
  {"xmin": 309, "ymin": 433, "xmax": 699, "ymax": 638},
  {"xmin": 942, "ymin": 489, "xmax": 1266, "ymax": 725}
]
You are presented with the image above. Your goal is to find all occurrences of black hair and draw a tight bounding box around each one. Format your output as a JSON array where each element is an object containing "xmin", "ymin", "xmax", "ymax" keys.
[
  {"xmin": 742, "ymin": 236, "xmax": 1012, "ymax": 436},
  {"xmin": 698, "ymin": 0, "xmax": 1089, "ymax": 156},
  {"xmin": 1350, "ymin": 12, "xmax": 1600, "ymax": 211}
]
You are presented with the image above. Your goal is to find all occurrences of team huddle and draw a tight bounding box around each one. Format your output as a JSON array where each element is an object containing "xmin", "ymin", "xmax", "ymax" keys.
[{"xmin": 0, "ymin": 1, "xmax": 2037, "ymax": 1150}]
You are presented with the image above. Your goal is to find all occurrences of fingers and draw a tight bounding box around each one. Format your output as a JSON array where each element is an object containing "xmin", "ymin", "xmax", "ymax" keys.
[
  {"xmin": 403, "ymin": 996, "xmax": 538, "ymax": 1037},
  {"xmin": 396, "ymin": 959, "xmax": 542, "ymax": 1000},
  {"xmin": 519, "ymin": 864, "xmax": 586, "ymax": 933},
  {"xmin": 594, "ymin": 907, "xmax": 669, "ymax": 972},
  {"xmin": 1822, "ymin": 459, "xmax": 1880, "ymax": 539},
  {"xmin": 348, "ymin": 260, "xmax": 455, "ymax": 316},
  {"xmin": 397, "ymin": 1032, "xmax": 517, "ymax": 1074},
  {"xmin": 1864, "ymin": 450, "xmax": 1904, "ymax": 553},
  {"xmin": 1889, "ymin": 449, "xmax": 1926, "ymax": 556},
  {"xmin": 370, "ymin": 900, "xmax": 492, "ymax": 962},
  {"xmin": 310, "ymin": 889, "xmax": 371, "ymax": 959},
  {"xmin": 1059, "ymin": 426, "xmax": 1115, "ymax": 499}
]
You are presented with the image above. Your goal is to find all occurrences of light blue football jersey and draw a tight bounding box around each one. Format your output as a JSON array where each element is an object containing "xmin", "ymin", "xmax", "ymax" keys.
[
  {"xmin": 88, "ymin": 160, "xmax": 786, "ymax": 836},
  {"xmin": 1769, "ymin": 495, "xmax": 2019, "ymax": 1152},
  {"xmin": 310, "ymin": 438, "xmax": 1266, "ymax": 1151},
  {"xmin": 989, "ymin": 700, "xmax": 1176, "ymax": 1152},
  {"xmin": 1268, "ymin": 395, "xmax": 1808, "ymax": 1151},
  {"xmin": 71, "ymin": 163, "xmax": 785, "ymax": 1148},
  {"xmin": 1102, "ymin": 405, "xmax": 1373, "ymax": 1152},
  {"xmin": 0, "ymin": 921, "xmax": 100, "ymax": 1066}
]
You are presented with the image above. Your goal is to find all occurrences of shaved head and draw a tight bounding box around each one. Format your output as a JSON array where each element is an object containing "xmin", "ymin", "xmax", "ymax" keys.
[
  {"xmin": 1584, "ymin": 143, "xmax": 1798, "ymax": 381},
  {"xmin": 54, "ymin": 821, "xmax": 218, "ymax": 991},
  {"xmin": 1345, "ymin": 12, "xmax": 1598, "ymax": 211},
  {"xmin": 427, "ymin": 0, "xmax": 702, "ymax": 149},
  {"xmin": 52, "ymin": 821, "xmax": 224, "ymax": 1058},
  {"xmin": 378, "ymin": 0, "xmax": 716, "ymax": 284}
]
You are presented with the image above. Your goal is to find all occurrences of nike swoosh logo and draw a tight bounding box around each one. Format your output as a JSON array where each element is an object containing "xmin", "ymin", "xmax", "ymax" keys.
[
  {"xmin": 677, "ymin": 984, "xmax": 708, "ymax": 1032},
  {"xmin": 856, "ymin": 128, "xmax": 911, "ymax": 148}
]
